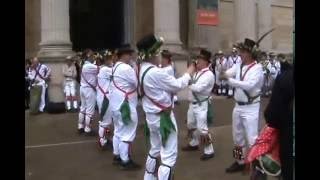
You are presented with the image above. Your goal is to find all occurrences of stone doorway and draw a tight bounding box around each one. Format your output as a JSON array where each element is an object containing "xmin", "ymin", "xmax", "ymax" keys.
[{"xmin": 69, "ymin": 0, "xmax": 124, "ymax": 51}]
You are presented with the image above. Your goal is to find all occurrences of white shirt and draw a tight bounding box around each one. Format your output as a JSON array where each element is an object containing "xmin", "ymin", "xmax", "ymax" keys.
[
  {"xmin": 188, "ymin": 67, "xmax": 215, "ymax": 102},
  {"xmin": 225, "ymin": 61, "xmax": 264, "ymax": 103},
  {"xmin": 139, "ymin": 62, "xmax": 191, "ymax": 113},
  {"xmin": 109, "ymin": 61, "xmax": 138, "ymax": 111},
  {"xmin": 215, "ymin": 57, "xmax": 228, "ymax": 74},
  {"xmin": 267, "ymin": 60, "xmax": 280, "ymax": 79},
  {"xmin": 62, "ymin": 64, "xmax": 77, "ymax": 81},
  {"xmin": 80, "ymin": 61, "xmax": 98, "ymax": 88},
  {"xmin": 228, "ymin": 55, "xmax": 242, "ymax": 68},
  {"xmin": 162, "ymin": 65, "xmax": 175, "ymax": 77},
  {"xmin": 96, "ymin": 65, "xmax": 112, "ymax": 96},
  {"xmin": 28, "ymin": 63, "xmax": 51, "ymax": 85}
]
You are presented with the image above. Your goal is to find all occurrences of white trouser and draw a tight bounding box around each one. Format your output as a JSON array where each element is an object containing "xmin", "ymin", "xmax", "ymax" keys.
[
  {"xmin": 228, "ymin": 86, "xmax": 234, "ymax": 96},
  {"xmin": 232, "ymin": 103, "xmax": 260, "ymax": 164},
  {"xmin": 187, "ymin": 101, "xmax": 214, "ymax": 155},
  {"xmin": 112, "ymin": 103, "xmax": 138, "ymax": 162},
  {"xmin": 144, "ymin": 112, "xmax": 177, "ymax": 180},
  {"xmin": 173, "ymin": 95, "xmax": 178, "ymax": 102},
  {"xmin": 97, "ymin": 92, "xmax": 112, "ymax": 145},
  {"xmin": 34, "ymin": 81, "xmax": 46, "ymax": 112},
  {"xmin": 64, "ymin": 80, "xmax": 77, "ymax": 109},
  {"xmin": 78, "ymin": 86, "xmax": 96, "ymax": 132}
]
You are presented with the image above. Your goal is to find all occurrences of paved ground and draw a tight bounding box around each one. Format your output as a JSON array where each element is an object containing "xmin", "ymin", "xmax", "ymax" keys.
[{"xmin": 25, "ymin": 97, "xmax": 273, "ymax": 180}]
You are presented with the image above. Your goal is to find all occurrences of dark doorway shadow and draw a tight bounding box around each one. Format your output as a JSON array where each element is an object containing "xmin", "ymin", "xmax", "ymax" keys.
[{"xmin": 69, "ymin": 0, "xmax": 124, "ymax": 51}]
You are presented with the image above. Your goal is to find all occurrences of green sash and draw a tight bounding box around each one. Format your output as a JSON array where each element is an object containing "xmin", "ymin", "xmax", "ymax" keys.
[
  {"xmin": 111, "ymin": 62, "xmax": 136, "ymax": 125},
  {"xmin": 100, "ymin": 96, "xmax": 109, "ymax": 119}
]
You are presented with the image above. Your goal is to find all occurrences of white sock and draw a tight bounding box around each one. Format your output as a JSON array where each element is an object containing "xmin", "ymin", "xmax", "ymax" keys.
[
  {"xmin": 78, "ymin": 113, "xmax": 85, "ymax": 129},
  {"xmin": 113, "ymin": 136, "xmax": 120, "ymax": 155},
  {"xmin": 144, "ymin": 155, "xmax": 157, "ymax": 180},
  {"xmin": 119, "ymin": 142, "xmax": 130, "ymax": 162},
  {"xmin": 158, "ymin": 165, "xmax": 171, "ymax": 180},
  {"xmin": 84, "ymin": 116, "xmax": 91, "ymax": 132},
  {"xmin": 189, "ymin": 130, "xmax": 200, "ymax": 146},
  {"xmin": 73, "ymin": 100, "xmax": 78, "ymax": 109},
  {"xmin": 66, "ymin": 101, "xmax": 71, "ymax": 110},
  {"xmin": 98, "ymin": 125, "xmax": 105, "ymax": 138}
]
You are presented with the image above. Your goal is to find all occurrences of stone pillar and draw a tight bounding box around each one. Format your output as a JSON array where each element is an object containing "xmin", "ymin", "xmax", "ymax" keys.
[
  {"xmin": 154, "ymin": 0, "xmax": 183, "ymax": 52},
  {"xmin": 234, "ymin": 0, "xmax": 256, "ymax": 42},
  {"xmin": 257, "ymin": 0, "xmax": 272, "ymax": 51},
  {"xmin": 124, "ymin": 0, "xmax": 135, "ymax": 46},
  {"xmin": 38, "ymin": 0, "xmax": 74, "ymax": 103}
]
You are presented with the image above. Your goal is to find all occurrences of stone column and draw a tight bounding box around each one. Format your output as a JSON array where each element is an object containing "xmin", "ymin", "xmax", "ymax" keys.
[
  {"xmin": 154, "ymin": 0, "xmax": 183, "ymax": 52},
  {"xmin": 124, "ymin": 0, "xmax": 135, "ymax": 46},
  {"xmin": 38, "ymin": 0, "xmax": 74, "ymax": 103},
  {"xmin": 257, "ymin": 0, "xmax": 272, "ymax": 51},
  {"xmin": 234, "ymin": 0, "xmax": 256, "ymax": 42}
]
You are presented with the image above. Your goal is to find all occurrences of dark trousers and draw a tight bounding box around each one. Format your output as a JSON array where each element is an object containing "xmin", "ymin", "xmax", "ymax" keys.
[{"xmin": 25, "ymin": 81, "xmax": 30, "ymax": 108}]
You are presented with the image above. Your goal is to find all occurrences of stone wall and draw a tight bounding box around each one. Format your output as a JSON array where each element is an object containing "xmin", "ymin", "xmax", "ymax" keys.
[
  {"xmin": 25, "ymin": 0, "xmax": 41, "ymax": 59},
  {"xmin": 25, "ymin": 0, "xmax": 293, "ymax": 58},
  {"xmin": 134, "ymin": 0, "xmax": 154, "ymax": 45},
  {"xmin": 271, "ymin": 4, "xmax": 293, "ymax": 52}
]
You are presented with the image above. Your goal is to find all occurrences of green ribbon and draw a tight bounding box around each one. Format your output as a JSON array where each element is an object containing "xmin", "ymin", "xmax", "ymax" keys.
[
  {"xmin": 100, "ymin": 96, "xmax": 109, "ymax": 119},
  {"xmin": 120, "ymin": 99, "xmax": 131, "ymax": 125},
  {"xmin": 160, "ymin": 110, "xmax": 176, "ymax": 147},
  {"xmin": 207, "ymin": 101, "xmax": 214, "ymax": 126},
  {"xmin": 144, "ymin": 122, "xmax": 150, "ymax": 147}
]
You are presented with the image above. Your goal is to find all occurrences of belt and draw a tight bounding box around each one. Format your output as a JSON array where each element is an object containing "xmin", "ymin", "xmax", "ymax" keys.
[
  {"xmin": 191, "ymin": 98, "xmax": 209, "ymax": 105},
  {"xmin": 236, "ymin": 101, "xmax": 260, "ymax": 106}
]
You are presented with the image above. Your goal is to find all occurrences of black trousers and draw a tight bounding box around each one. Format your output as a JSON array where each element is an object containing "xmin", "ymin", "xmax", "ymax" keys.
[{"xmin": 25, "ymin": 81, "xmax": 30, "ymax": 108}]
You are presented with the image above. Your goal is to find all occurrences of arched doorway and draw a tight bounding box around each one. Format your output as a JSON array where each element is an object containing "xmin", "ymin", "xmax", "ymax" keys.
[{"xmin": 69, "ymin": 0, "xmax": 124, "ymax": 51}]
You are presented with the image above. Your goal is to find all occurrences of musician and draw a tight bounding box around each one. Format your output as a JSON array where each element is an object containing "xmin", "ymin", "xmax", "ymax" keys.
[
  {"xmin": 220, "ymin": 38, "xmax": 264, "ymax": 173},
  {"xmin": 62, "ymin": 56, "xmax": 78, "ymax": 111},
  {"xmin": 227, "ymin": 48, "xmax": 242, "ymax": 97},
  {"xmin": 215, "ymin": 50, "xmax": 228, "ymax": 96},
  {"xmin": 25, "ymin": 58, "xmax": 32, "ymax": 109},
  {"xmin": 266, "ymin": 52, "xmax": 280, "ymax": 95},
  {"xmin": 27, "ymin": 57, "xmax": 51, "ymax": 113}
]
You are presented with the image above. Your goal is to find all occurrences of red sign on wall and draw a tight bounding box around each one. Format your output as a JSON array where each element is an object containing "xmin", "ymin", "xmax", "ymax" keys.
[
  {"xmin": 197, "ymin": 9, "xmax": 219, "ymax": 26},
  {"xmin": 197, "ymin": 0, "xmax": 219, "ymax": 26}
]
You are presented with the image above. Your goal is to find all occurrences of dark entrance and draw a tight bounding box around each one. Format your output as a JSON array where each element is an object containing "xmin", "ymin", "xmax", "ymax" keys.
[{"xmin": 69, "ymin": 0, "xmax": 124, "ymax": 51}]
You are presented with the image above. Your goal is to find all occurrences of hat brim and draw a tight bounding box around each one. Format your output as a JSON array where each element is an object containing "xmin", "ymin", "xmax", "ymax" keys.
[
  {"xmin": 234, "ymin": 43, "xmax": 253, "ymax": 53},
  {"xmin": 196, "ymin": 55, "xmax": 210, "ymax": 62},
  {"xmin": 117, "ymin": 48, "xmax": 134, "ymax": 55}
]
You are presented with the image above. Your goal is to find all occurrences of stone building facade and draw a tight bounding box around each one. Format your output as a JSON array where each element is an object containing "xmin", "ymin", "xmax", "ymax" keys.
[{"xmin": 25, "ymin": 0, "xmax": 293, "ymax": 102}]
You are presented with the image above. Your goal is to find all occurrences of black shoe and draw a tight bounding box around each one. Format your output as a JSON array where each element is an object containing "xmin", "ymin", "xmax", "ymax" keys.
[
  {"xmin": 77, "ymin": 128, "xmax": 84, "ymax": 134},
  {"xmin": 200, "ymin": 153, "xmax": 215, "ymax": 161},
  {"xmin": 71, "ymin": 109, "xmax": 78, "ymax": 113},
  {"xmin": 112, "ymin": 155, "xmax": 121, "ymax": 165},
  {"xmin": 84, "ymin": 131, "xmax": 96, "ymax": 136},
  {"xmin": 181, "ymin": 145, "xmax": 199, "ymax": 151},
  {"xmin": 119, "ymin": 159, "xmax": 142, "ymax": 170},
  {"xmin": 225, "ymin": 161, "xmax": 245, "ymax": 173}
]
